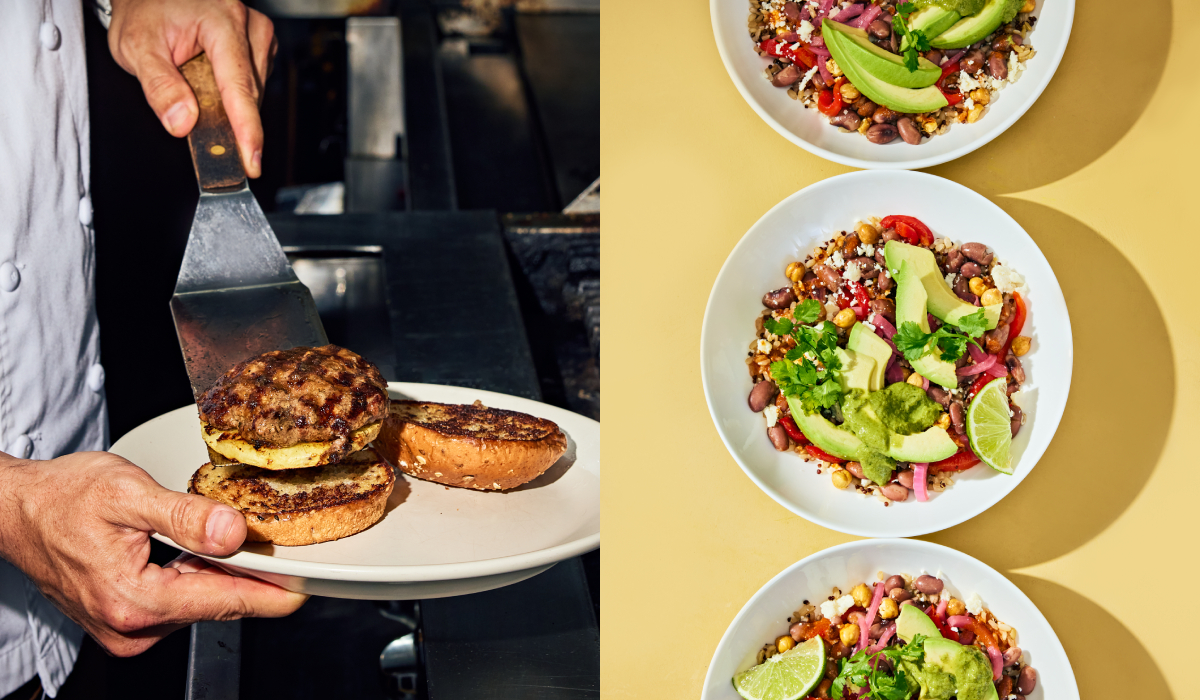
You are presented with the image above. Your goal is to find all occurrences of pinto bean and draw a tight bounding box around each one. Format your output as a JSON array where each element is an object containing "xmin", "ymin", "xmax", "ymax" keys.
[
  {"xmin": 959, "ymin": 261, "xmax": 982, "ymax": 278},
  {"xmin": 889, "ymin": 587, "xmax": 913, "ymax": 602},
  {"xmin": 897, "ymin": 117, "xmax": 921, "ymax": 145},
  {"xmin": 876, "ymin": 273, "xmax": 895, "ymax": 293},
  {"xmin": 782, "ymin": 1, "xmax": 804, "ymax": 21},
  {"xmin": 950, "ymin": 401, "xmax": 966, "ymax": 434},
  {"xmin": 962, "ymin": 49, "xmax": 985, "ymax": 73},
  {"xmin": 957, "ymin": 629, "xmax": 975, "ymax": 645},
  {"xmin": 749, "ymin": 380, "xmax": 778, "ymax": 412},
  {"xmin": 815, "ymin": 679, "xmax": 833, "ymax": 699},
  {"xmin": 953, "ymin": 276, "xmax": 974, "ymax": 302},
  {"xmin": 776, "ymin": 391, "xmax": 791, "ymax": 415},
  {"xmin": 896, "ymin": 469, "xmax": 914, "ymax": 489},
  {"xmin": 869, "ymin": 298, "xmax": 896, "ymax": 323},
  {"xmin": 869, "ymin": 19, "xmax": 891, "ymax": 39},
  {"xmin": 997, "ymin": 677, "xmax": 1013, "ymax": 698},
  {"xmin": 1008, "ymin": 352, "xmax": 1026, "ymax": 384},
  {"xmin": 866, "ymin": 124, "xmax": 899, "ymax": 144},
  {"xmin": 768, "ymin": 424, "xmax": 790, "ymax": 451},
  {"xmin": 869, "ymin": 623, "xmax": 886, "ymax": 640},
  {"xmin": 811, "ymin": 71, "xmax": 828, "ymax": 91},
  {"xmin": 790, "ymin": 621, "xmax": 810, "ymax": 641},
  {"xmin": 872, "ymin": 106, "xmax": 900, "ymax": 124},
  {"xmin": 763, "ymin": 286, "xmax": 797, "ymax": 309},
  {"xmin": 853, "ymin": 257, "xmax": 880, "ymax": 279},
  {"xmin": 771, "ymin": 63, "xmax": 805, "ymax": 87},
  {"xmin": 874, "ymin": 247, "xmax": 887, "ymax": 265},
  {"xmin": 846, "ymin": 462, "xmax": 865, "ymax": 479},
  {"xmin": 889, "ymin": 31, "xmax": 899, "ymax": 53},
  {"xmin": 988, "ymin": 51, "xmax": 1008, "ymax": 80},
  {"xmin": 855, "ymin": 96, "xmax": 878, "ymax": 118},
  {"xmin": 959, "ymin": 242, "xmax": 992, "ymax": 264},
  {"xmin": 924, "ymin": 49, "xmax": 943, "ymax": 65},
  {"xmin": 927, "ymin": 385, "xmax": 950, "ymax": 408},
  {"xmin": 881, "ymin": 227, "xmax": 902, "ymax": 242},
  {"xmin": 843, "ymin": 233, "xmax": 860, "ymax": 256},
  {"xmin": 830, "ymin": 108, "xmax": 862, "ymax": 131},
  {"xmin": 880, "ymin": 483, "xmax": 909, "ymax": 501},
  {"xmin": 813, "ymin": 263, "xmax": 841, "ymax": 292},
  {"xmin": 992, "ymin": 32, "xmax": 1020, "ymax": 51},
  {"xmin": 945, "ymin": 248, "xmax": 965, "ymax": 272},
  {"xmin": 1017, "ymin": 666, "xmax": 1037, "ymax": 695},
  {"xmin": 913, "ymin": 575, "xmax": 944, "ymax": 595},
  {"xmin": 1003, "ymin": 646, "xmax": 1023, "ymax": 667},
  {"xmin": 985, "ymin": 323, "xmax": 1010, "ymax": 354},
  {"xmin": 883, "ymin": 575, "xmax": 905, "ymax": 591}
]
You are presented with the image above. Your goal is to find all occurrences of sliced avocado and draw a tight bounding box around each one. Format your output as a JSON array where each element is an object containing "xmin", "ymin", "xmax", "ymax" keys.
[
  {"xmin": 888, "ymin": 425, "xmax": 958, "ymax": 462},
  {"xmin": 824, "ymin": 20, "xmax": 940, "ymax": 88},
  {"xmin": 903, "ymin": 5, "xmax": 961, "ymax": 49},
  {"xmin": 786, "ymin": 396, "xmax": 863, "ymax": 461},
  {"xmin": 884, "ymin": 241, "xmax": 1001, "ymax": 330},
  {"xmin": 930, "ymin": 0, "xmax": 1025, "ymax": 49},
  {"xmin": 847, "ymin": 323, "xmax": 892, "ymax": 392},
  {"xmin": 835, "ymin": 348, "xmax": 877, "ymax": 394},
  {"xmin": 896, "ymin": 604, "xmax": 942, "ymax": 643},
  {"xmin": 822, "ymin": 23, "xmax": 949, "ymax": 114},
  {"xmin": 923, "ymin": 638, "xmax": 1000, "ymax": 700},
  {"xmin": 894, "ymin": 261, "xmax": 958, "ymax": 388}
]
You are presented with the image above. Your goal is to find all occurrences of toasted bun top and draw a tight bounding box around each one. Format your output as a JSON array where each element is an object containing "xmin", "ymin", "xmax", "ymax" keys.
[
  {"xmin": 391, "ymin": 400, "xmax": 562, "ymax": 442},
  {"xmin": 199, "ymin": 345, "xmax": 388, "ymax": 447}
]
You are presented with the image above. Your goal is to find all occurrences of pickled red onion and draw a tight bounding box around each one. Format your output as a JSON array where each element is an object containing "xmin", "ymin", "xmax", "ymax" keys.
[
  {"xmin": 913, "ymin": 463, "xmax": 929, "ymax": 502},
  {"xmin": 868, "ymin": 623, "xmax": 896, "ymax": 653},
  {"xmin": 857, "ymin": 582, "xmax": 886, "ymax": 652},
  {"xmin": 852, "ymin": 4, "xmax": 881, "ymax": 28},
  {"xmin": 987, "ymin": 645, "xmax": 1003, "ymax": 680},
  {"xmin": 967, "ymin": 342, "xmax": 987, "ymax": 363},
  {"xmin": 957, "ymin": 353, "xmax": 996, "ymax": 376},
  {"xmin": 871, "ymin": 313, "xmax": 897, "ymax": 339},
  {"xmin": 947, "ymin": 615, "xmax": 974, "ymax": 629},
  {"xmin": 935, "ymin": 596, "xmax": 949, "ymax": 620},
  {"xmin": 921, "ymin": 376, "xmax": 930, "ymax": 391},
  {"xmin": 985, "ymin": 360, "xmax": 1009, "ymax": 378}
]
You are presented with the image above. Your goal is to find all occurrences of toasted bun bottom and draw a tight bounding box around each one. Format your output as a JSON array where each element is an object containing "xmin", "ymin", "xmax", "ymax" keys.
[
  {"xmin": 201, "ymin": 420, "xmax": 381, "ymax": 470},
  {"xmin": 375, "ymin": 420, "xmax": 566, "ymax": 491},
  {"xmin": 240, "ymin": 491, "xmax": 390, "ymax": 546}
]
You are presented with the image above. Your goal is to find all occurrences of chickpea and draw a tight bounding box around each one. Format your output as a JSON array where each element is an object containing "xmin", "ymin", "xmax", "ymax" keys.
[
  {"xmin": 839, "ymin": 623, "xmax": 860, "ymax": 647},
  {"xmin": 906, "ymin": 372, "xmax": 925, "ymax": 387},
  {"xmin": 878, "ymin": 597, "xmax": 899, "ymax": 620},
  {"xmin": 777, "ymin": 635, "xmax": 796, "ymax": 653},
  {"xmin": 936, "ymin": 413, "xmax": 951, "ymax": 430},
  {"xmin": 980, "ymin": 288, "xmax": 1003, "ymax": 307},
  {"xmin": 831, "ymin": 468, "xmax": 853, "ymax": 490},
  {"xmin": 968, "ymin": 277, "xmax": 989, "ymax": 296},
  {"xmin": 786, "ymin": 261, "xmax": 805, "ymax": 282},
  {"xmin": 946, "ymin": 597, "xmax": 967, "ymax": 617},
  {"xmin": 969, "ymin": 88, "xmax": 990, "ymax": 106},
  {"xmin": 827, "ymin": 59, "xmax": 843, "ymax": 77},
  {"xmin": 839, "ymin": 82, "xmax": 861, "ymax": 102},
  {"xmin": 966, "ymin": 103, "xmax": 986, "ymax": 123},
  {"xmin": 857, "ymin": 223, "xmax": 880, "ymax": 245},
  {"xmin": 851, "ymin": 583, "xmax": 873, "ymax": 608},
  {"xmin": 1011, "ymin": 336, "xmax": 1031, "ymax": 356},
  {"xmin": 833, "ymin": 308, "xmax": 857, "ymax": 328}
]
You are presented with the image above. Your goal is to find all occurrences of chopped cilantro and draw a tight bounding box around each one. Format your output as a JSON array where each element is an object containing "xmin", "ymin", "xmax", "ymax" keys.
[
  {"xmin": 832, "ymin": 634, "xmax": 927, "ymax": 700},
  {"xmin": 892, "ymin": 310, "xmax": 989, "ymax": 363},
  {"xmin": 891, "ymin": 2, "xmax": 931, "ymax": 72},
  {"xmin": 767, "ymin": 310, "xmax": 845, "ymax": 415}
]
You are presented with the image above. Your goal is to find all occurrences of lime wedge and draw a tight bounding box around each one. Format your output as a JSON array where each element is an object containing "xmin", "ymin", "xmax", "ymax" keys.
[
  {"xmin": 732, "ymin": 636, "xmax": 826, "ymax": 700},
  {"xmin": 966, "ymin": 376, "xmax": 1014, "ymax": 474}
]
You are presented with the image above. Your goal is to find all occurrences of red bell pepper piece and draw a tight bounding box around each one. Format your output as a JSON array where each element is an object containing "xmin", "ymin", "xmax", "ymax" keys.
[
  {"xmin": 818, "ymin": 78, "xmax": 845, "ymax": 116},
  {"xmin": 930, "ymin": 449, "xmax": 980, "ymax": 473},
  {"xmin": 965, "ymin": 373, "xmax": 993, "ymax": 401},
  {"xmin": 847, "ymin": 280, "xmax": 871, "ymax": 309},
  {"xmin": 936, "ymin": 61, "xmax": 964, "ymax": 107},
  {"xmin": 880, "ymin": 215, "xmax": 934, "ymax": 246},
  {"xmin": 805, "ymin": 445, "xmax": 844, "ymax": 463},
  {"xmin": 759, "ymin": 38, "xmax": 817, "ymax": 69},
  {"xmin": 997, "ymin": 292, "xmax": 1026, "ymax": 360},
  {"xmin": 779, "ymin": 415, "xmax": 809, "ymax": 444}
]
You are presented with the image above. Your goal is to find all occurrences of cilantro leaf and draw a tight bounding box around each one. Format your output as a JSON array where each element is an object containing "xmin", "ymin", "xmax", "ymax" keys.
[
  {"xmin": 953, "ymin": 308, "xmax": 989, "ymax": 338},
  {"xmin": 832, "ymin": 634, "xmax": 927, "ymax": 700},
  {"xmin": 892, "ymin": 321, "xmax": 933, "ymax": 361},
  {"xmin": 767, "ymin": 317, "xmax": 846, "ymax": 415},
  {"xmin": 793, "ymin": 298, "xmax": 822, "ymax": 324},
  {"xmin": 764, "ymin": 317, "xmax": 794, "ymax": 336},
  {"xmin": 896, "ymin": 2, "xmax": 917, "ymax": 16},
  {"xmin": 935, "ymin": 333, "xmax": 967, "ymax": 362}
]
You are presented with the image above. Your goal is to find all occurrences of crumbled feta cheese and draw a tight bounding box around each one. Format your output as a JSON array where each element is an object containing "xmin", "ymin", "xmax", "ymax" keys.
[
  {"xmin": 964, "ymin": 97, "xmax": 975, "ymax": 110},
  {"xmin": 959, "ymin": 71, "xmax": 982, "ymax": 92},
  {"xmin": 764, "ymin": 404, "xmax": 780, "ymax": 427},
  {"xmin": 756, "ymin": 338, "xmax": 772, "ymax": 354},
  {"xmin": 966, "ymin": 592, "xmax": 984, "ymax": 616},
  {"xmin": 945, "ymin": 272, "xmax": 958, "ymax": 287},
  {"xmin": 1008, "ymin": 50, "xmax": 1023, "ymax": 84},
  {"xmin": 824, "ymin": 302, "xmax": 840, "ymax": 321},
  {"xmin": 860, "ymin": 243, "xmax": 875, "ymax": 256},
  {"xmin": 798, "ymin": 19, "xmax": 815, "ymax": 42},
  {"xmin": 795, "ymin": 65, "xmax": 819, "ymax": 93},
  {"xmin": 991, "ymin": 263, "xmax": 1026, "ymax": 294},
  {"xmin": 842, "ymin": 264, "xmax": 862, "ymax": 282},
  {"xmin": 862, "ymin": 321, "xmax": 876, "ymax": 332},
  {"xmin": 820, "ymin": 594, "xmax": 856, "ymax": 619},
  {"xmin": 828, "ymin": 250, "xmax": 845, "ymax": 269}
]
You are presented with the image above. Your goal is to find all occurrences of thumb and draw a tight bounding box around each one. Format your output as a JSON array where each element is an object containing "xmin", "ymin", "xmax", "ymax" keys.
[
  {"xmin": 133, "ymin": 486, "xmax": 247, "ymax": 557},
  {"xmin": 132, "ymin": 50, "xmax": 200, "ymax": 138}
]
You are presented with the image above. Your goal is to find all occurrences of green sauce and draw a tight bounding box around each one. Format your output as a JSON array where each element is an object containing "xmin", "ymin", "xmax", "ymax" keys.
[
  {"xmin": 866, "ymin": 382, "xmax": 941, "ymax": 435},
  {"xmin": 839, "ymin": 391, "xmax": 896, "ymax": 485},
  {"xmin": 900, "ymin": 638, "xmax": 997, "ymax": 700},
  {"xmin": 914, "ymin": 0, "xmax": 986, "ymax": 16}
]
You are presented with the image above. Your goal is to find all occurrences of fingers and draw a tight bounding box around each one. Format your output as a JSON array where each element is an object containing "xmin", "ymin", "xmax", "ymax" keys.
[
  {"xmin": 247, "ymin": 9, "xmax": 277, "ymax": 102},
  {"xmin": 150, "ymin": 565, "xmax": 309, "ymax": 624},
  {"xmin": 119, "ymin": 482, "xmax": 247, "ymax": 557},
  {"xmin": 202, "ymin": 13, "xmax": 264, "ymax": 178},
  {"xmin": 123, "ymin": 41, "xmax": 201, "ymax": 138}
]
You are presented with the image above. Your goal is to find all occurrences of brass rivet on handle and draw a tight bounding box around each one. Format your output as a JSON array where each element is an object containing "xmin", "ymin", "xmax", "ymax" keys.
[{"xmin": 210, "ymin": 145, "xmax": 226, "ymax": 156}]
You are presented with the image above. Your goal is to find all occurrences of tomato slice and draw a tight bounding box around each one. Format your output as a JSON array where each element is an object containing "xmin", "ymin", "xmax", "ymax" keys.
[
  {"xmin": 847, "ymin": 280, "xmax": 871, "ymax": 309},
  {"xmin": 805, "ymin": 445, "xmax": 844, "ymax": 463},
  {"xmin": 880, "ymin": 215, "xmax": 934, "ymax": 246},
  {"xmin": 997, "ymin": 292, "xmax": 1026, "ymax": 360}
]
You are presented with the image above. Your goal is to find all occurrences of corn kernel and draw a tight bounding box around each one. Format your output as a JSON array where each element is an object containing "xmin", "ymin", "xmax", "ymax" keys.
[
  {"xmin": 936, "ymin": 414, "xmax": 951, "ymax": 429},
  {"xmin": 1011, "ymin": 336, "xmax": 1031, "ymax": 356},
  {"xmin": 968, "ymin": 277, "xmax": 988, "ymax": 296},
  {"xmin": 1020, "ymin": 0, "xmax": 1035, "ymax": 12},
  {"xmin": 969, "ymin": 88, "xmax": 990, "ymax": 106}
]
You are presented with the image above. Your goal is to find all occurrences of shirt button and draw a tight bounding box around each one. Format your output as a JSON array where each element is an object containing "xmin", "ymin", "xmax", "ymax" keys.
[
  {"xmin": 87, "ymin": 364, "xmax": 105, "ymax": 392},
  {"xmin": 78, "ymin": 196, "xmax": 93, "ymax": 226},
  {"xmin": 0, "ymin": 262, "xmax": 19, "ymax": 292},
  {"xmin": 39, "ymin": 22, "xmax": 60, "ymax": 51},
  {"xmin": 9, "ymin": 435, "xmax": 32, "ymax": 459}
]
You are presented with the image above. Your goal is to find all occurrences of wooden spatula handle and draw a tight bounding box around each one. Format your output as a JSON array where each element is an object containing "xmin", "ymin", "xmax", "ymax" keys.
[{"xmin": 180, "ymin": 54, "xmax": 246, "ymax": 192}]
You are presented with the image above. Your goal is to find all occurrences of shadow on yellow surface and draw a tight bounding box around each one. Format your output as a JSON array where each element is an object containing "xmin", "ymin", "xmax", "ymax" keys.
[
  {"xmin": 1010, "ymin": 574, "xmax": 1174, "ymax": 698},
  {"xmin": 928, "ymin": 200, "xmax": 1172, "ymax": 568},
  {"xmin": 930, "ymin": 0, "xmax": 1173, "ymax": 195}
]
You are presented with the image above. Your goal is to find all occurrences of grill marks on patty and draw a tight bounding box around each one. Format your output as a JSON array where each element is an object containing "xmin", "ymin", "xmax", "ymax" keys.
[{"xmin": 199, "ymin": 345, "xmax": 388, "ymax": 448}]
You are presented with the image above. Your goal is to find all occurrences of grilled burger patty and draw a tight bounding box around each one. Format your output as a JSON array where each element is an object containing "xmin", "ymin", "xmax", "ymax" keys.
[{"xmin": 198, "ymin": 345, "xmax": 388, "ymax": 449}]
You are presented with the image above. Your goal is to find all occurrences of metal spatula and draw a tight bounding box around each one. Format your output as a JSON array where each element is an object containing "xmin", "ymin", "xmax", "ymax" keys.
[{"xmin": 170, "ymin": 55, "xmax": 327, "ymax": 401}]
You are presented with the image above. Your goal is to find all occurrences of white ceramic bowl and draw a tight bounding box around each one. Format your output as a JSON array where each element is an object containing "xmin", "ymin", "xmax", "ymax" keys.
[
  {"xmin": 700, "ymin": 170, "xmax": 1071, "ymax": 537},
  {"xmin": 710, "ymin": 0, "xmax": 1074, "ymax": 169},
  {"xmin": 702, "ymin": 538, "xmax": 1078, "ymax": 700},
  {"xmin": 109, "ymin": 383, "xmax": 600, "ymax": 600}
]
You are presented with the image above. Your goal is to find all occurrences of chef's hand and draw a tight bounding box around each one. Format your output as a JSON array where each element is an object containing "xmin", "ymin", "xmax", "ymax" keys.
[
  {"xmin": 0, "ymin": 451, "xmax": 307, "ymax": 657},
  {"xmin": 107, "ymin": 0, "xmax": 277, "ymax": 178}
]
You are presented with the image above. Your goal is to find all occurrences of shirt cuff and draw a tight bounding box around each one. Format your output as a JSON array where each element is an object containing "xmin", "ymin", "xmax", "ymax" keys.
[{"xmin": 92, "ymin": 0, "xmax": 113, "ymax": 29}]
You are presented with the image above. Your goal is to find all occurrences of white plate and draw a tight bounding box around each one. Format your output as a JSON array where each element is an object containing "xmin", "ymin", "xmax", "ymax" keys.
[
  {"xmin": 109, "ymin": 383, "xmax": 600, "ymax": 600},
  {"xmin": 702, "ymin": 538, "xmax": 1078, "ymax": 700},
  {"xmin": 710, "ymin": 0, "xmax": 1074, "ymax": 169},
  {"xmin": 700, "ymin": 170, "xmax": 1071, "ymax": 537}
]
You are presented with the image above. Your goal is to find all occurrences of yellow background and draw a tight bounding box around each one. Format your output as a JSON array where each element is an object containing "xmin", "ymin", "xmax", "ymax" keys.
[{"xmin": 602, "ymin": 0, "xmax": 1195, "ymax": 697}]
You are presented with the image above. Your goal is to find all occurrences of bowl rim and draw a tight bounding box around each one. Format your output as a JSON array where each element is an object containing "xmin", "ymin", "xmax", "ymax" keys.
[
  {"xmin": 700, "ymin": 537, "xmax": 1080, "ymax": 699},
  {"xmin": 708, "ymin": 0, "xmax": 1077, "ymax": 169},
  {"xmin": 699, "ymin": 170, "xmax": 1073, "ymax": 536}
]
